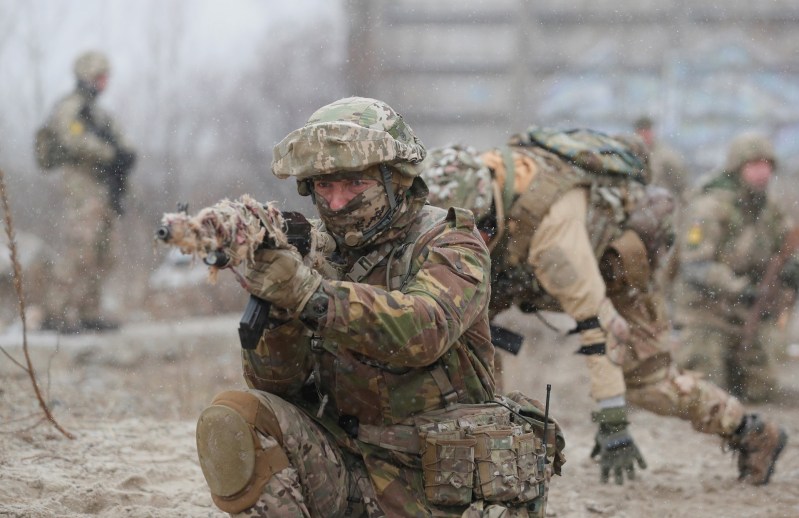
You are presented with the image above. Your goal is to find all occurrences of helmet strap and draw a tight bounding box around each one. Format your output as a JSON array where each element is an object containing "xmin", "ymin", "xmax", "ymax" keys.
[{"xmin": 380, "ymin": 164, "xmax": 397, "ymax": 211}]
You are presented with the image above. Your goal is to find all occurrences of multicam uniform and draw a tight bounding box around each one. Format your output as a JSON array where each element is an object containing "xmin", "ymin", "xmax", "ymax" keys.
[
  {"xmin": 422, "ymin": 140, "xmax": 787, "ymax": 487},
  {"xmin": 196, "ymin": 98, "xmax": 563, "ymax": 518},
  {"xmin": 474, "ymin": 144, "xmax": 743, "ymax": 439},
  {"xmin": 45, "ymin": 51, "xmax": 135, "ymax": 329},
  {"xmin": 675, "ymin": 134, "xmax": 796, "ymax": 403}
]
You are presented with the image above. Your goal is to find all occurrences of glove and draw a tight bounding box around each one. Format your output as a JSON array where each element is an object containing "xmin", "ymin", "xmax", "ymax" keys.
[
  {"xmin": 244, "ymin": 248, "xmax": 322, "ymax": 316},
  {"xmin": 590, "ymin": 406, "xmax": 647, "ymax": 485}
]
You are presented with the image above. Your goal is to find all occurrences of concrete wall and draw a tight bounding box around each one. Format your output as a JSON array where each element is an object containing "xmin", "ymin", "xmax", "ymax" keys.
[{"xmin": 346, "ymin": 0, "xmax": 799, "ymax": 178}]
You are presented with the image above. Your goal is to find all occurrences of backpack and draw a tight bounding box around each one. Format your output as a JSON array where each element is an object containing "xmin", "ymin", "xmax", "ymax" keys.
[
  {"xmin": 509, "ymin": 126, "xmax": 648, "ymax": 184},
  {"xmin": 34, "ymin": 123, "xmax": 69, "ymax": 170}
]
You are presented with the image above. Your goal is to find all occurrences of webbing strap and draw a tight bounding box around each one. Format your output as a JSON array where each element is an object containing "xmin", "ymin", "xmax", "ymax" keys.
[
  {"xmin": 211, "ymin": 390, "xmax": 285, "ymax": 446},
  {"xmin": 500, "ymin": 146, "xmax": 516, "ymax": 215},
  {"xmin": 358, "ymin": 423, "xmax": 421, "ymax": 454},
  {"xmin": 345, "ymin": 247, "xmax": 387, "ymax": 283},
  {"xmin": 430, "ymin": 365, "xmax": 459, "ymax": 406},
  {"xmin": 567, "ymin": 316, "xmax": 601, "ymax": 335},
  {"xmin": 575, "ymin": 343, "xmax": 606, "ymax": 356}
]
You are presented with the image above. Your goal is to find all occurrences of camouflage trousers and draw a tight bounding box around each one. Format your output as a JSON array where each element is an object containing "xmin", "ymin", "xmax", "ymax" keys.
[
  {"xmin": 225, "ymin": 391, "xmax": 372, "ymax": 518},
  {"xmin": 674, "ymin": 323, "xmax": 780, "ymax": 404},
  {"xmin": 615, "ymin": 288, "xmax": 744, "ymax": 437},
  {"xmin": 211, "ymin": 390, "xmax": 547, "ymax": 518},
  {"xmin": 51, "ymin": 168, "xmax": 115, "ymax": 324},
  {"xmin": 624, "ymin": 361, "xmax": 744, "ymax": 437}
]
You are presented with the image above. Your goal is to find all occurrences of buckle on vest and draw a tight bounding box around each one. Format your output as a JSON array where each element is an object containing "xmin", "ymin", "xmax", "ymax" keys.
[{"xmin": 346, "ymin": 255, "xmax": 375, "ymax": 283}]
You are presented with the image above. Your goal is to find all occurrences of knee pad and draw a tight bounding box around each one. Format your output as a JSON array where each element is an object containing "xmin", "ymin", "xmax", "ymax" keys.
[{"xmin": 196, "ymin": 390, "xmax": 290, "ymax": 514}]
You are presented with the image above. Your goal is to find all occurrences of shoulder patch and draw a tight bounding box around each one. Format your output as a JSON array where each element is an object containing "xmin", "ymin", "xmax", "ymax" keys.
[
  {"xmin": 69, "ymin": 121, "xmax": 84, "ymax": 135},
  {"xmin": 686, "ymin": 223, "xmax": 703, "ymax": 246}
]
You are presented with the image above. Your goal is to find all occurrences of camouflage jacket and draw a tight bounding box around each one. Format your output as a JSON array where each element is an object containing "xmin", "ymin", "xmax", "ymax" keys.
[
  {"xmin": 48, "ymin": 87, "xmax": 132, "ymax": 172},
  {"xmin": 678, "ymin": 171, "xmax": 792, "ymax": 325},
  {"xmin": 242, "ymin": 204, "xmax": 495, "ymax": 427}
]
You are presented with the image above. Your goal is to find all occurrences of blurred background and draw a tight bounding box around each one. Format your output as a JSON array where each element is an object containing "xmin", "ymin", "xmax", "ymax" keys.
[{"xmin": 1, "ymin": 0, "xmax": 798, "ymax": 327}]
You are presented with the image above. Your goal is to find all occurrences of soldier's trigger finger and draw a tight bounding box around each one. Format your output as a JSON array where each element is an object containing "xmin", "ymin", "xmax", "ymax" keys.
[{"xmin": 637, "ymin": 453, "xmax": 648, "ymax": 469}]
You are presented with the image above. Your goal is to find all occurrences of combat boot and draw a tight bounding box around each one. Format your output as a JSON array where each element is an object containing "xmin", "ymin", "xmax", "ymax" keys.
[{"xmin": 728, "ymin": 413, "xmax": 787, "ymax": 485}]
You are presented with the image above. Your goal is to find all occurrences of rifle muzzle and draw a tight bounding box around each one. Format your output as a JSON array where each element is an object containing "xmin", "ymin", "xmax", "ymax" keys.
[
  {"xmin": 155, "ymin": 226, "xmax": 171, "ymax": 241},
  {"xmin": 203, "ymin": 250, "xmax": 231, "ymax": 268}
]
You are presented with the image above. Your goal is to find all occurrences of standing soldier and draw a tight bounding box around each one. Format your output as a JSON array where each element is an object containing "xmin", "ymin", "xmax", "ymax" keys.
[
  {"xmin": 193, "ymin": 98, "xmax": 563, "ymax": 517},
  {"xmin": 676, "ymin": 132, "xmax": 799, "ymax": 403},
  {"xmin": 633, "ymin": 116, "xmax": 689, "ymax": 306},
  {"xmin": 633, "ymin": 116, "xmax": 688, "ymax": 201},
  {"xmin": 421, "ymin": 136, "xmax": 787, "ymax": 487},
  {"xmin": 39, "ymin": 50, "xmax": 136, "ymax": 332}
]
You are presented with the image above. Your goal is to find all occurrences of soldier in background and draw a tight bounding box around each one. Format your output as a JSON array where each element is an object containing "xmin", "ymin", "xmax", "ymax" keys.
[
  {"xmin": 421, "ymin": 140, "xmax": 787, "ymax": 487},
  {"xmin": 676, "ymin": 133, "xmax": 799, "ymax": 403},
  {"xmin": 40, "ymin": 50, "xmax": 136, "ymax": 333},
  {"xmin": 634, "ymin": 116, "xmax": 689, "ymax": 313},
  {"xmin": 194, "ymin": 97, "xmax": 562, "ymax": 517},
  {"xmin": 633, "ymin": 116, "xmax": 688, "ymax": 201}
]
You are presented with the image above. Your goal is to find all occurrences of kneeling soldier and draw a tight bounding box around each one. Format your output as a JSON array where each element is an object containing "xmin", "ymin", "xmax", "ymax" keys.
[{"xmin": 195, "ymin": 98, "xmax": 565, "ymax": 517}]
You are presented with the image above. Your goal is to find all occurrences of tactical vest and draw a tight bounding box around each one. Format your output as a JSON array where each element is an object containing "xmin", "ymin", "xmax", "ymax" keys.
[{"xmin": 498, "ymin": 145, "xmax": 630, "ymax": 270}]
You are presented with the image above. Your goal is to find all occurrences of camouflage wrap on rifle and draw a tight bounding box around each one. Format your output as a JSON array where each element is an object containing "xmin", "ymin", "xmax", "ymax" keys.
[{"xmin": 157, "ymin": 195, "xmax": 335, "ymax": 284}]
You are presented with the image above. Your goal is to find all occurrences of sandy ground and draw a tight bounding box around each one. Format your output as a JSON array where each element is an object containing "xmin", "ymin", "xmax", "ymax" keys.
[{"xmin": 2, "ymin": 308, "xmax": 799, "ymax": 517}]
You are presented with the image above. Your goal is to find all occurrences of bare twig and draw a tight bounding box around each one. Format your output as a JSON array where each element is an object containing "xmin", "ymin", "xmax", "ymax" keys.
[
  {"xmin": 1, "ymin": 344, "xmax": 28, "ymax": 370},
  {"xmin": 0, "ymin": 166, "xmax": 75, "ymax": 440}
]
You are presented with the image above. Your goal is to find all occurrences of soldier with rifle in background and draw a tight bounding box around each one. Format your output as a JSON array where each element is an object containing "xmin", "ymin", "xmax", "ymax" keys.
[
  {"xmin": 676, "ymin": 132, "xmax": 799, "ymax": 404},
  {"xmin": 36, "ymin": 50, "xmax": 136, "ymax": 333},
  {"xmin": 420, "ymin": 135, "xmax": 787, "ymax": 487}
]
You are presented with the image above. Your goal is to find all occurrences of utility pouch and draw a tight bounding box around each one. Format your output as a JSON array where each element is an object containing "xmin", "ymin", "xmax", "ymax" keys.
[
  {"xmin": 470, "ymin": 426, "xmax": 521, "ymax": 501},
  {"xmin": 513, "ymin": 432, "xmax": 544, "ymax": 503},
  {"xmin": 421, "ymin": 432, "xmax": 476, "ymax": 506}
]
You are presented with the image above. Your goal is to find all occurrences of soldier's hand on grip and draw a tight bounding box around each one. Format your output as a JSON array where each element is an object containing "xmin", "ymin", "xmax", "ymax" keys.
[
  {"xmin": 244, "ymin": 248, "xmax": 322, "ymax": 316},
  {"xmin": 590, "ymin": 406, "xmax": 647, "ymax": 485}
]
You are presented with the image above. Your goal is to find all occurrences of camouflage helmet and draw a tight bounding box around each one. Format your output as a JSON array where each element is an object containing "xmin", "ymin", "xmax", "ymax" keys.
[
  {"xmin": 74, "ymin": 51, "xmax": 110, "ymax": 83},
  {"xmin": 724, "ymin": 132, "xmax": 777, "ymax": 173},
  {"xmin": 271, "ymin": 97, "xmax": 426, "ymax": 193},
  {"xmin": 420, "ymin": 145, "xmax": 494, "ymax": 221}
]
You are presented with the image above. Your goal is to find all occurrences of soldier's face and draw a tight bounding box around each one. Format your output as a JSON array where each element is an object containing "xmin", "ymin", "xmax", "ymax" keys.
[
  {"xmin": 636, "ymin": 128, "xmax": 655, "ymax": 148},
  {"xmin": 94, "ymin": 73, "xmax": 109, "ymax": 94},
  {"xmin": 313, "ymin": 177, "xmax": 379, "ymax": 211},
  {"xmin": 740, "ymin": 159, "xmax": 773, "ymax": 192}
]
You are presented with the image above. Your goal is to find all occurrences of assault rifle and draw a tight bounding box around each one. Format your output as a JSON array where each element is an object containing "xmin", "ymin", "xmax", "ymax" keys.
[
  {"xmin": 79, "ymin": 104, "xmax": 135, "ymax": 215},
  {"xmin": 740, "ymin": 226, "xmax": 799, "ymax": 352},
  {"xmin": 155, "ymin": 196, "xmax": 335, "ymax": 350}
]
